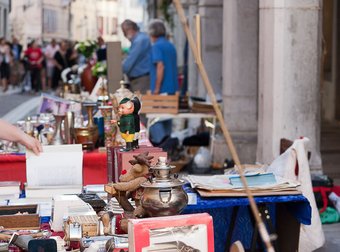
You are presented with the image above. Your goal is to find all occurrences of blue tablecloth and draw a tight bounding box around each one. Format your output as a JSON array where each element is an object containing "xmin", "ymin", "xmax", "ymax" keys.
[{"xmin": 183, "ymin": 185, "xmax": 311, "ymax": 252}]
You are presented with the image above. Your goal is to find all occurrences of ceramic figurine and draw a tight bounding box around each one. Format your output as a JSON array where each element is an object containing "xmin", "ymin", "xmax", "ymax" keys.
[
  {"xmin": 116, "ymin": 97, "xmax": 135, "ymax": 152},
  {"xmin": 131, "ymin": 96, "xmax": 141, "ymax": 149}
]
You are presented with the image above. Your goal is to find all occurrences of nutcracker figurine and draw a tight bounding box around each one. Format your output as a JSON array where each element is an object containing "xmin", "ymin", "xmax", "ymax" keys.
[
  {"xmin": 131, "ymin": 96, "xmax": 141, "ymax": 149},
  {"xmin": 116, "ymin": 97, "xmax": 135, "ymax": 152}
]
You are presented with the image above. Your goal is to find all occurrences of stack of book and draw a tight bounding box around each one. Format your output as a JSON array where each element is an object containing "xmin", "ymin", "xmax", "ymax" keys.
[{"xmin": 186, "ymin": 172, "xmax": 301, "ymax": 197}]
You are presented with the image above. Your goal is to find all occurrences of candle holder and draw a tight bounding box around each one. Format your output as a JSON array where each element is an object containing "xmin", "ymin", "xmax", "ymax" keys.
[
  {"xmin": 51, "ymin": 114, "xmax": 66, "ymax": 145},
  {"xmin": 99, "ymin": 105, "xmax": 116, "ymax": 148}
]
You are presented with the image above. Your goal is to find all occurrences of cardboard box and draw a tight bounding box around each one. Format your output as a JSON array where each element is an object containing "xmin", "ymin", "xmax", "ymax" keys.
[
  {"xmin": 0, "ymin": 204, "xmax": 40, "ymax": 229},
  {"xmin": 117, "ymin": 148, "xmax": 167, "ymax": 178},
  {"xmin": 65, "ymin": 215, "xmax": 99, "ymax": 239},
  {"xmin": 128, "ymin": 213, "xmax": 214, "ymax": 252},
  {"xmin": 107, "ymin": 146, "xmax": 167, "ymax": 183}
]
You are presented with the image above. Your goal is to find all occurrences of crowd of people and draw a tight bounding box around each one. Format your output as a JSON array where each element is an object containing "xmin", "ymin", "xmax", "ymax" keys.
[
  {"xmin": 0, "ymin": 37, "xmax": 90, "ymax": 93},
  {"xmin": 0, "ymin": 19, "xmax": 177, "ymax": 148},
  {"xmin": 1, "ymin": 18, "xmax": 178, "ymax": 98}
]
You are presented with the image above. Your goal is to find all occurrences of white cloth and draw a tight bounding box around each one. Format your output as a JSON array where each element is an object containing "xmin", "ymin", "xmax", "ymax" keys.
[
  {"xmin": 267, "ymin": 137, "xmax": 325, "ymax": 251},
  {"xmin": 0, "ymin": 45, "xmax": 11, "ymax": 63}
]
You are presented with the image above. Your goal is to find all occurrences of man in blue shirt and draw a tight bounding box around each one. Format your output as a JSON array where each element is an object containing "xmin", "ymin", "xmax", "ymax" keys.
[
  {"xmin": 147, "ymin": 19, "xmax": 179, "ymax": 145},
  {"xmin": 121, "ymin": 20, "xmax": 151, "ymax": 93},
  {"xmin": 148, "ymin": 20, "xmax": 179, "ymax": 95}
]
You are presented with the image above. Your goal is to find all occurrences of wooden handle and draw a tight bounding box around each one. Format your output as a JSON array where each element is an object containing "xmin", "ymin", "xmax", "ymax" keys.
[{"xmin": 195, "ymin": 14, "xmax": 202, "ymax": 63}]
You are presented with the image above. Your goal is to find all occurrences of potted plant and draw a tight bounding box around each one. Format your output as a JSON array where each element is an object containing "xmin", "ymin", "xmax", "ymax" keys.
[{"xmin": 75, "ymin": 40, "xmax": 98, "ymax": 60}]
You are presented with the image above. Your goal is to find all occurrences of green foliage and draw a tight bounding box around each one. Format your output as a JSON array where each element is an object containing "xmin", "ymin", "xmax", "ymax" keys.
[
  {"xmin": 92, "ymin": 62, "xmax": 107, "ymax": 77},
  {"xmin": 75, "ymin": 40, "xmax": 98, "ymax": 59}
]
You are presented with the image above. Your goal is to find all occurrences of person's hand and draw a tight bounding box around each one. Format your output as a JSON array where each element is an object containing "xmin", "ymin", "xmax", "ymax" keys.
[
  {"xmin": 19, "ymin": 134, "xmax": 42, "ymax": 155},
  {"xmin": 153, "ymin": 88, "xmax": 160, "ymax": 95}
]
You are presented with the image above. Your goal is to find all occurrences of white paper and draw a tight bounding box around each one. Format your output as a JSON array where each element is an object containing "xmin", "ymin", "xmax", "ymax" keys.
[
  {"xmin": 187, "ymin": 193, "xmax": 197, "ymax": 205},
  {"xmin": 26, "ymin": 144, "xmax": 83, "ymax": 186}
]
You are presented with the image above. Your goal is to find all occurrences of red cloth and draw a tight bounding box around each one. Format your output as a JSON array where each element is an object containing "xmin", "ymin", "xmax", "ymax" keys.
[
  {"xmin": 82, "ymin": 151, "xmax": 108, "ymax": 185},
  {"xmin": 0, "ymin": 151, "xmax": 108, "ymax": 186}
]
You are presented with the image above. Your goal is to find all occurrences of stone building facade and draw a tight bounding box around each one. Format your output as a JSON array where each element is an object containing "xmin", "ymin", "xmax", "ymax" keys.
[
  {"xmin": 9, "ymin": 0, "xmax": 145, "ymax": 46},
  {"xmin": 153, "ymin": 0, "xmax": 325, "ymax": 173}
]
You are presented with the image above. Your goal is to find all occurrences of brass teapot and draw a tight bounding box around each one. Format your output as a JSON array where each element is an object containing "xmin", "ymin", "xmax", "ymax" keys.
[{"xmin": 141, "ymin": 157, "xmax": 188, "ymax": 217}]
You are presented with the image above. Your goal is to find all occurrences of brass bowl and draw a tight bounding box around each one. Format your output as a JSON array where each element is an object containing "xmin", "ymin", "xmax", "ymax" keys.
[{"xmin": 74, "ymin": 126, "xmax": 98, "ymax": 150}]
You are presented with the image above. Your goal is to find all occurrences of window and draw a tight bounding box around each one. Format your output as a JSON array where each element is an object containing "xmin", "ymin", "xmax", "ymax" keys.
[
  {"xmin": 43, "ymin": 8, "xmax": 57, "ymax": 33},
  {"xmin": 0, "ymin": 7, "xmax": 3, "ymax": 37},
  {"xmin": 3, "ymin": 8, "xmax": 7, "ymax": 37},
  {"xmin": 106, "ymin": 17, "xmax": 109, "ymax": 35},
  {"xmin": 111, "ymin": 17, "xmax": 118, "ymax": 35},
  {"xmin": 97, "ymin": 16, "xmax": 104, "ymax": 35}
]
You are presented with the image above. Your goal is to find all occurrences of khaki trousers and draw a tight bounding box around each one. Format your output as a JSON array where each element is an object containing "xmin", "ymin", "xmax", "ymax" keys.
[{"xmin": 130, "ymin": 75, "xmax": 150, "ymax": 93}]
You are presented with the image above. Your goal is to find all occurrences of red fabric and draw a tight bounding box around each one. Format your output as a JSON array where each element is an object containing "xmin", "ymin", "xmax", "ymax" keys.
[
  {"xmin": 0, "ymin": 151, "xmax": 108, "ymax": 186},
  {"xmin": 82, "ymin": 151, "xmax": 108, "ymax": 185},
  {"xmin": 333, "ymin": 186, "xmax": 340, "ymax": 196},
  {"xmin": 313, "ymin": 186, "xmax": 332, "ymax": 213}
]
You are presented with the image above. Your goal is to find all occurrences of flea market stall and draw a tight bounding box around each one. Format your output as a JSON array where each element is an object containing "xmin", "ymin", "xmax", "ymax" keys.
[{"xmin": 0, "ymin": 1, "xmax": 323, "ymax": 252}]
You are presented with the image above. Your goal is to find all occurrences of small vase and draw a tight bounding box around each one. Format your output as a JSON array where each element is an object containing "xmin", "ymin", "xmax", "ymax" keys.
[
  {"xmin": 51, "ymin": 114, "xmax": 66, "ymax": 145},
  {"xmin": 74, "ymin": 103, "xmax": 99, "ymax": 150},
  {"xmin": 99, "ymin": 105, "xmax": 116, "ymax": 148},
  {"xmin": 85, "ymin": 103, "xmax": 96, "ymax": 128}
]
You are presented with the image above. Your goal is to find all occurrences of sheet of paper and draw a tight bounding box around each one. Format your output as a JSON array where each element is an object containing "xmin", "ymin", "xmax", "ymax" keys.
[{"xmin": 26, "ymin": 144, "xmax": 83, "ymax": 186}]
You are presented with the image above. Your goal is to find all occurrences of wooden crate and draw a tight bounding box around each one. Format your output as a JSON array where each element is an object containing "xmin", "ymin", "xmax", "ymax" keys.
[
  {"xmin": 0, "ymin": 204, "xmax": 40, "ymax": 229},
  {"xmin": 64, "ymin": 214, "xmax": 99, "ymax": 240},
  {"xmin": 140, "ymin": 92, "xmax": 179, "ymax": 114}
]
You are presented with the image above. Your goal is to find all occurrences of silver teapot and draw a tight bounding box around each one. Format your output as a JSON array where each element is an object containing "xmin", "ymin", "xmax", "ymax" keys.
[{"xmin": 141, "ymin": 157, "xmax": 188, "ymax": 217}]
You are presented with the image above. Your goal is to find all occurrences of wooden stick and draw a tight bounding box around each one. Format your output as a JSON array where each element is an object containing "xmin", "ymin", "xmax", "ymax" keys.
[
  {"xmin": 195, "ymin": 14, "xmax": 202, "ymax": 63},
  {"xmin": 172, "ymin": 1, "xmax": 275, "ymax": 251}
]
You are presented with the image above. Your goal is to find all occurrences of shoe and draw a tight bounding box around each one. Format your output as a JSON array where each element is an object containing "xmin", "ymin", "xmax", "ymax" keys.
[
  {"xmin": 132, "ymin": 140, "xmax": 139, "ymax": 150},
  {"xmin": 120, "ymin": 142, "xmax": 133, "ymax": 152}
]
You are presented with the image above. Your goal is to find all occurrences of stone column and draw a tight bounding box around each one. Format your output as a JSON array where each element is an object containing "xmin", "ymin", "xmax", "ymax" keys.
[
  {"xmin": 257, "ymin": 0, "xmax": 322, "ymax": 172},
  {"xmin": 187, "ymin": 0, "xmax": 223, "ymax": 98},
  {"xmin": 215, "ymin": 0, "xmax": 259, "ymax": 164},
  {"xmin": 187, "ymin": 0, "xmax": 199, "ymax": 97}
]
